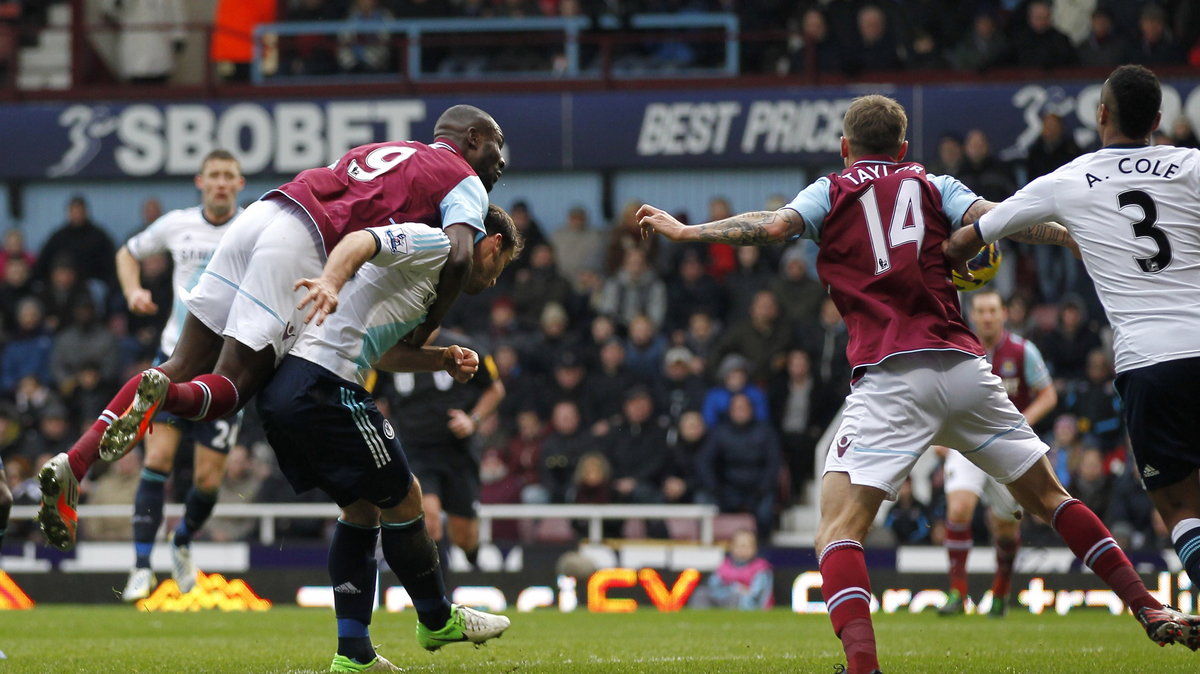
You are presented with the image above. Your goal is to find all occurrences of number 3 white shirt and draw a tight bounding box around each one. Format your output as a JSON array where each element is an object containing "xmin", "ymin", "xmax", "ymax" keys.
[
  {"xmin": 977, "ymin": 145, "xmax": 1200, "ymax": 373},
  {"xmin": 288, "ymin": 221, "xmax": 450, "ymax": 386}
]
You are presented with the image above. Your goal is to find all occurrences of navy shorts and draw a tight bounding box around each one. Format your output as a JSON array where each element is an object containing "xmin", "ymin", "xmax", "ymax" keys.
[
  {"xmin": 257, "ymin": 356, "xmax": 413, "ymax": 508},
  {"xmin": 152, "ymin": 352, "xmax": 242, "ymax": 453},
  {"xmin": 407, "ymin": 443, "xmax": 480, "ymax": 519},
  {"xmin": 1115, "ymin": 356, "xmax": 1200, "ymax": 491}
]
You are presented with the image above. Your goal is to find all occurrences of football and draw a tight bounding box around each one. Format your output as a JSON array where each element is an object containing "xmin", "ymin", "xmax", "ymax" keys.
[{"xmin": 952, "ymin": 242, "xmax": 1002, "ymax": 291}]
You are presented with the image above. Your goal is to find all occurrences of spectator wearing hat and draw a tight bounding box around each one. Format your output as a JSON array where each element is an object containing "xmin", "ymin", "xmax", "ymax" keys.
[
  {"xmin": 697, "ymin": 392, "xmax": 782, "ymax": 539},
  {"xmin": 769, "ymin": 246, "xmax": 826, "ymax": 326},
  {"xmin": 701, "ymin": 353, "xmax": 770, "ymax": 428},
  {"xmin": 655, "ymin": 346, "xmax": 706, "ymax": 426},
  {"xmin": 534, "ymin": 350, "xmax": 593, "ymax": 423}
]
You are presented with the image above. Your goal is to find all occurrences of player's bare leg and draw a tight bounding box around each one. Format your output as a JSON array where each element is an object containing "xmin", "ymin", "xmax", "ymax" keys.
[
  {"xmin": 123, "ymin": 423, "xmax": 182, "ymax": 601},
  {"xmin": 1147, "ymin": 470, "xmax": 1200, "ymax": 588},
  {"xmin": 98, "ymin": 315, "xmax": 224, "ymax": 463},
  {"xmin": 939, "ymin": 489, "xmax": 979, "ymax": 616},
  {"xmin": 153, "ymin": 337, "xmax": 277, "ymax": 425},
  {"xmin": 1007, "ymin": 457, "xmax": 1200, "ymax": 649},
  {"xmin": 423, "ymin": 493, "xmax": 445, "ymax": 541},
  {"xmin": 169, "ymin": 445, "xmax": 228, "ymax": 594},
  {"xmin": 446, "ymin": 516, "xmax": 480, "ymax": 567},
  {"xmin": 987, "ymin": 514, "xmax": 1020, "ymax": 617},
  {"xmin": 815, "ymin": 472, "xmax": 885, "ymax": 674},
  {"xmin": 40, "ymin": 315, "xmax": 222, "ymax": 549}
]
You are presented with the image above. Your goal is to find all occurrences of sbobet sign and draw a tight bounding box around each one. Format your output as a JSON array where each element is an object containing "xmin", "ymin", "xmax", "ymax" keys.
[{"xmin": 296, "ymin": 568, "xmax": 1197, "ymax": 615}]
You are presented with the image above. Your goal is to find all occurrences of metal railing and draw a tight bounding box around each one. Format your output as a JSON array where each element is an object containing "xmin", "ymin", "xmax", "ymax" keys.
[{"xmin": 9, "ymin": 502, "xmax": 720, "ymax": 546}]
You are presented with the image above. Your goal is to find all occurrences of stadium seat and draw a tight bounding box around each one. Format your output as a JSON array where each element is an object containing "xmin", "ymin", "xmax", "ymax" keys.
[
  {"xmin": 666, "ymin": 518, "xmax": 700, "ymax": 541},
  {"xmin": 533, "ymin": 518, "xmax": 576, "ymax": 543},
  {"xmin": 712, "ymin": 513, "xmax": 757, "ymax": 542},
  {"xmin": 621, "ymin": 519, "xmax": 647, "ymax": 540}
]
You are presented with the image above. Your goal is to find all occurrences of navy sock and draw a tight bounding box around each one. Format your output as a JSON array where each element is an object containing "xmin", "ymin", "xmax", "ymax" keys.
[
  {"xmin": 381, "ymin": 515, "xmax": 452, "ymax": 630},
  {"xmin": 1172, "ymin": 518, "xmax": 1200, "ymax": 587},
  {"xmin": 331, "ymin": 520, "xmax": 380, "ymax": 664},
  {"xmin": 133, "ymin": 468, "xmax": 169, "ymax": 568},
  {"xmin": 174, "ymin": 487, "xmax": 218, "ymax": 546}
]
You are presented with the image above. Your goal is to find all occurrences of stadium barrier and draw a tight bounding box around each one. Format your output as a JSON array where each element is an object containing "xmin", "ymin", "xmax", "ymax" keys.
[{"xmin": 8, "ymin": 502, "xmax": 720, "ymax": 546}]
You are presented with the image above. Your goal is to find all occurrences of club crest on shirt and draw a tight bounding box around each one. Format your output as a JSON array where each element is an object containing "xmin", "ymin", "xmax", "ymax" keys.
[
  {"xmin": 999, "ymin": 359, "xmax": 1018, "ymax": 377},
  {"xmin": 836, "ymin": 434, "xmax": 854, "ymax": 457},
  {"xmin": 386, "ymin": 230, "xmax": 409, "ymax": 255},
  {"xmin": 382, "ymin": 419, "xmax": 395, "ymax": 439}
]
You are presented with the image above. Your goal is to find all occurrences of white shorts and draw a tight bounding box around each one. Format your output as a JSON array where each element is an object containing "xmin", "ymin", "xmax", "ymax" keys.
[
  {"xmin": 185, "ymin": 198, "xmax": 325, "ymax": 364},
  {"xmin": 823, "ymin": 351, "xmax": 1047, "ymax": 500},
  {"xmin": 943, "ymin": 448, "xmax": 1021, "ymax": 522}
]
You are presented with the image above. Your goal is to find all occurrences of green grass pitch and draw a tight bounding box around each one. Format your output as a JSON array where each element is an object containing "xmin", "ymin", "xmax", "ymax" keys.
[{"xmin": 0, "ymin": 606, "xmax": 1198, "ymax": 672}]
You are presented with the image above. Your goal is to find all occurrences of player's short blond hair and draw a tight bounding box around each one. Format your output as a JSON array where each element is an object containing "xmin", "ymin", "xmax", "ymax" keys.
[{"xmin": 843, "ymin": 95, "xmax": 907, "ymax": 156}]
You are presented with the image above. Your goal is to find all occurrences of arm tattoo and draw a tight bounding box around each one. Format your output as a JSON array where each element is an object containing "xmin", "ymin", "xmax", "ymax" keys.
[
  {"xmin": 961, "ymin": 199, "xmax": 996, "ymax": 227},
  {"xmin": 693, "ymin": 211, "xmax": 786, "ymax": 244},
  {"xmin": 1008, "ymin": 221, "xmax": 1072, "ymax": 247}
]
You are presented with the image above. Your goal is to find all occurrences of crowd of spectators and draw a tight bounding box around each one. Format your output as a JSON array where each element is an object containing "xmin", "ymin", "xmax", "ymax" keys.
[
  {"xmin": 3, "ymin": 108, "xmax": 1198, "ymax": 552},
  {"xmin": 267, "ymin": 0, "xmax": 1200, "ymax": 78}
]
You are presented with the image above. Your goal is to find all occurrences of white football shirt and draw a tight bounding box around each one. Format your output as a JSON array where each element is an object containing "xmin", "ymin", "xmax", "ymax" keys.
[
  {"xmin": 125, "ymin": 206, "xmax": 243, "ymax": 355},
  {"xmin": 977, "ymin": 144, "xmax": 1200, "ymax": 373},
  {"xmin": 289, "ymin": 221, "xmax": 449, "ymax": 385}
]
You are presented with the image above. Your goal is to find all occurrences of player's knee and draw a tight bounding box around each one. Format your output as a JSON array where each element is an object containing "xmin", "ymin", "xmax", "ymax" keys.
[
  {"xmin": 340, "ymin": 501, "xmax": 381, "ymax": 527},
  {"xmin": 196, "ymin": 471, "xmax": 223, "ymax": 493}
]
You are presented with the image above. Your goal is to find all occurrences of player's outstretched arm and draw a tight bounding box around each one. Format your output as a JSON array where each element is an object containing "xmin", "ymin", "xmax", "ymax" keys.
[
  {"xmin": 1005, "ymin": 222, "xmax": 1080, "ymax": 258},
  {"xmin": 637, "ymin": 204, "xmax": 804, "ymax": 245},
  {"xmin": 375, "ymin": 343, "xmax": 480, "ymax": 382},
  {"xmin": 294, "ymin": 231, "xmax": 378, "ymax": 325},
  {"xmin": 404, "ymin": 224, "xmax": 474, "ymax": 347},
  {"xmin": 116, "ymin": 245, "xmax": 158, "ymax": 315}
]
